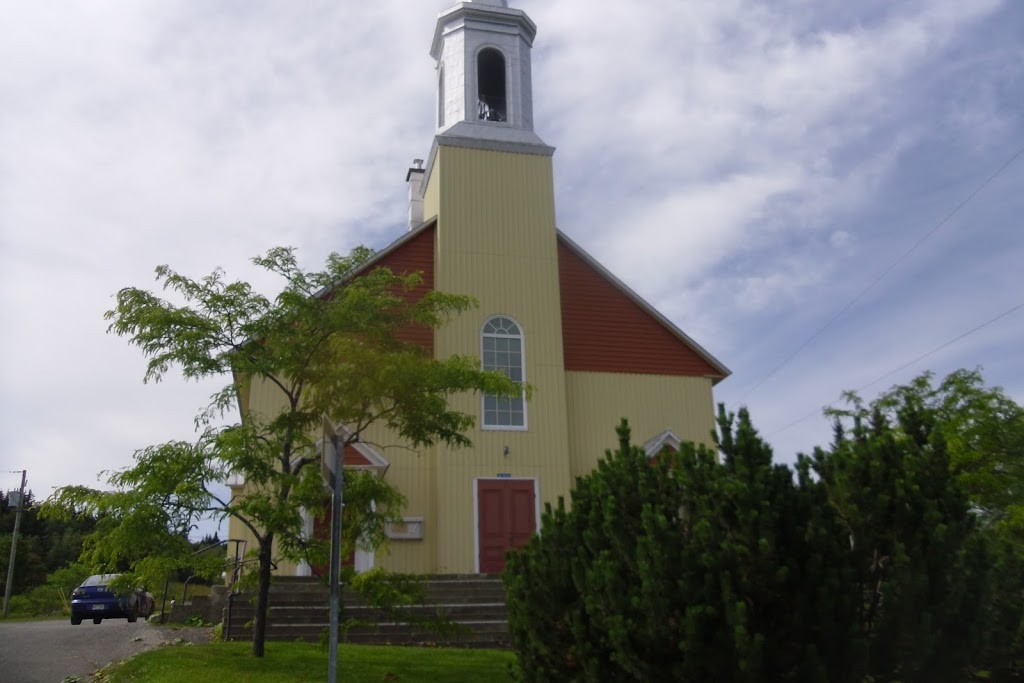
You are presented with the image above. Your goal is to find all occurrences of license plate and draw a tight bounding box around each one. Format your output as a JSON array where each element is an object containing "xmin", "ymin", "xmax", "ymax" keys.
[{"xmin": 92, "ymin": 604, "xmax": 104, "ymax": 610}]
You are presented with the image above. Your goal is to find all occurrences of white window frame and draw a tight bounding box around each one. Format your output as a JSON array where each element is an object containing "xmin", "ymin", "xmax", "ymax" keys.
[{"xmin": 480, "ymin": 314, "xmax": 528, "ymax": 431}]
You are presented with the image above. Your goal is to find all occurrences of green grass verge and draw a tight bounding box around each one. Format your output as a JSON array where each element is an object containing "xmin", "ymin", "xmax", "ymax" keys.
[
  {"xmin": 105, "ymin": 641, "xmax": 518, "ymax": 683},
  {"xmin": 0, "ymin": 614, "xmax": 67, "ymax": 622}
]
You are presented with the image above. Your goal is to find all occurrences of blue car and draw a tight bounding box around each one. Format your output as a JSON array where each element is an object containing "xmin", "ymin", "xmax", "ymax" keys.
[{"xmin": 69, "ymin": 574, "xmax": 155, "ymax": 625}]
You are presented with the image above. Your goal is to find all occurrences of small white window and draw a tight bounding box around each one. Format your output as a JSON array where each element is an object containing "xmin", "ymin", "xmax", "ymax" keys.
[{"xmin": 481, "ymin": 316, "xmax": 526, "ymax": 429}]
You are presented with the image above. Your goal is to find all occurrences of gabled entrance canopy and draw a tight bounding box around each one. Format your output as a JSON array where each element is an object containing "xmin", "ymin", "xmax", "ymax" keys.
[
  {"xmin": 643, "ymin": 429, "xmax": 683, "ymax": 458},
  {"xmin": 316, "ymin": 422, "xmax": 390, "ymax": 477}
]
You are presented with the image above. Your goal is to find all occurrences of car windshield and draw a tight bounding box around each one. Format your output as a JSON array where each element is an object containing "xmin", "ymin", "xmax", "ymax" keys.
[{"xmin": 80, "ymin": 574, "xmax": 119, "ymax": 587}]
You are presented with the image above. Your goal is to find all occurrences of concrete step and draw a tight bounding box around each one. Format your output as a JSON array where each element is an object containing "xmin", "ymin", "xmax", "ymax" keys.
[
  {"xmin": 250, "ymin": 593, "xmax": 507, "ymax": 607},
  {"xmin": 269, "ymin": 584, "xmax": 506, "ymax": 597},
  {"xmin": 222, "ymin": 574, "xmax": 509, "ymax": 648},
  {"xmin": 225, "ymin": 604, "xmax": 509, "ymax": 627}
]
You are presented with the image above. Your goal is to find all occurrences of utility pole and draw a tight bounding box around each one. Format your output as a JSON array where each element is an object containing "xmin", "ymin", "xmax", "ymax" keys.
[
  {"xmin": 325, "ymin": 424, "xmax": 344, "ymax": 683},
  {"xmin": 3, "ymin": 469, "xmax": 27, "ymax": 618}
]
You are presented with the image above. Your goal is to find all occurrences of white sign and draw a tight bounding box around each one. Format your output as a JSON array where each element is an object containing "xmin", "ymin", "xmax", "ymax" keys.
[{"xmin": 385, "ymin": 517, "xmax": 425, "ymax": 540}]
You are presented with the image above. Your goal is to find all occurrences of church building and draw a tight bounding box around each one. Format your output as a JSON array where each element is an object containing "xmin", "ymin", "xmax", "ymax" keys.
[{"xmin": 229, "ymin": 0, "xmax": 729, "ymax": 576}]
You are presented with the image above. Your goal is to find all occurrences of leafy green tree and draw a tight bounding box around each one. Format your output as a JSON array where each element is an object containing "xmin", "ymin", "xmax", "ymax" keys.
[
  {"xmin": 43, "ymin": 246, "xmax": 521, "ymax": 657},
  {"xmin": 42, "ymin": 528, "xmax": 90, "ymax": 572},
  {"xmin": 1, "ymin": 490, "xmax": 97, "ymax": 577},
  {"xmin": 826, "ymin": 369, "xmax": 1024, "ymax": 680},
  {"xmin": 843, "ymin": 369, "xmax": 1024, "ymax": 529},
  {"xmin": 0, "ymin": 534, "xmax": 47, "ymax": 595}
]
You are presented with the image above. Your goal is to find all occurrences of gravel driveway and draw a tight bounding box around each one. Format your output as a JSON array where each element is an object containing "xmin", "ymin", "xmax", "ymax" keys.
[{"xmin": 0, "ymin": 618, "xmax": 211, "ymax": 683}]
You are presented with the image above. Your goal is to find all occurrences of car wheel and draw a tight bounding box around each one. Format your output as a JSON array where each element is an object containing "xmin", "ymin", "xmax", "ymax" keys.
[
  {"xmin": 93, "ymin": 618, "xmax": 102, "ymax": 624},
  {"xmin": 71, "ymin": 615, "xmax": 82, "ymax": 625}
]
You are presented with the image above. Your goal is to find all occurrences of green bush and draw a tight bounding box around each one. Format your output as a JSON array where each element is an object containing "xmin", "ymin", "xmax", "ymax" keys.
[
  {"xmin": 4, "ymin": 584, "xmax": 66, "ymax": 617},
  {"xmin": 3, "ymin": 594, "xmax": 33, "ymax": 617},
  {"xmin": 1, "ymin": 562, "xmax": 92, "ymax": 617},
  {"xmin": 0, "ymin": 534, "xmax": 47, "ymax": 594},
  {"xmin": 505, "ymin": 413, "xmax": 859, "ymax": 682},
  {"xmin": 507, "ymin": 408, "xmax": 993, "ymax": 681}
]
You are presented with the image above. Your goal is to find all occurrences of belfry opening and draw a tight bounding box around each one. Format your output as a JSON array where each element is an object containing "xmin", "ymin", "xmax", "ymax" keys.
[{"xmin": 477, "ymin": 48, "xmax": 506, "ymax": 122}]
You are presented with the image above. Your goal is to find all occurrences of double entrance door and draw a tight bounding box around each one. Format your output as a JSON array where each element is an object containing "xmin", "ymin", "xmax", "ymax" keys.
[{"xmin": 477, "ymin": 479, "xmax": 536, "ymax": 574}]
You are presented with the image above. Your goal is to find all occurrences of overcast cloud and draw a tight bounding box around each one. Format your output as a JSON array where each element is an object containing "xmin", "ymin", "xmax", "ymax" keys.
[{"xmin": 1, "ymin": 0, "xmax": 1021, "ymax": 537}]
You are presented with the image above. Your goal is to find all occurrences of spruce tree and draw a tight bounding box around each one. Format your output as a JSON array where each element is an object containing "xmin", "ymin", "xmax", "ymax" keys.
[
  {"xmin": 506, "ymin": 411, "xmax": 856, "ymax": 681},
  {"xmin": 809, "ymin": 404, "xmax": 988, "ymax": 680}
]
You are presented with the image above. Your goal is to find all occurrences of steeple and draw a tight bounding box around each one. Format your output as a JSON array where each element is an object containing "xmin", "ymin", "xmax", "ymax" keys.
[{"xmin": 430, "ymin": 0, "xmax": 552, "ymax": 155}]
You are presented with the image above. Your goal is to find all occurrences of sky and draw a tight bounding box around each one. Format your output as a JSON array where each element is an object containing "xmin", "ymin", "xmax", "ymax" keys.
[{"xmin": 1, "ymin": 0, "xmax": 1022, "ymax": 537}]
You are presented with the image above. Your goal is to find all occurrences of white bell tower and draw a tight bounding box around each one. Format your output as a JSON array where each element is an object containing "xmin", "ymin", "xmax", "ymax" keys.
[{"xmin": 430, "ymin": 0, "xmax": 551, "ymax": 154}]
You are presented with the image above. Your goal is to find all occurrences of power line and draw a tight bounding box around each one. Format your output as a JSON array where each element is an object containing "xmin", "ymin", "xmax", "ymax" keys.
[
  {"xmin": 764, "ymin": 301, "xmax": 1024, "ymax": 439},
  {"xmin": 739, "ymin": 144, "xmax": 1024, "ymax": 403},
  {"xmin": 855, "ymin": 301, "xmax": 1024, "ymax": 392}
]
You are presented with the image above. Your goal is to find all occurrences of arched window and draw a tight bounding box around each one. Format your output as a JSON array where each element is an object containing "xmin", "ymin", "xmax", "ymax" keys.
[
  {"xmin": 481, "ymin": 316, "xmax": 525, "ymax": 429},
  {"xmin": 438, "ymin": 66, "xmax": 445, "ymax": 128},
  {"xmin": 477, "ymin": 48, "xmax": 506, "ymax": 122}
]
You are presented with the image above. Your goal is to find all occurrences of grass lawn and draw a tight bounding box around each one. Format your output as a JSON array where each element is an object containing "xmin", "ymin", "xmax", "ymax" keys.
[
  {"xmin": 105, "ymin": 641, "xmax": 519, "ymax": 683},
  {"xmin": 0, "ymin": 614, "xmax": 67, "ymax": 622}
]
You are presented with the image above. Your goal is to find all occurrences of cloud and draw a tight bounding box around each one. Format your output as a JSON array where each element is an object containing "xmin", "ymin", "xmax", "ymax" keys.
[
  {"xmin": 0, "ymin": 0, "xmax": 1021, "ymax": 512},
  {"xmin": 530, "ymin": 1, "xmax": 1009, "ymax": 330}
]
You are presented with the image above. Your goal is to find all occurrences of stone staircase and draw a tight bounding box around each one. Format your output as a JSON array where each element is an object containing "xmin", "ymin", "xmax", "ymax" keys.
[{"xmin": 222, "ymin": 574, "xmax": 510, "ymax": 649}]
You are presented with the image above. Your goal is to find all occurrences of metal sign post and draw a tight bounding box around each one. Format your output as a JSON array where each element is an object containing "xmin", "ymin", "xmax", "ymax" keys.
[
  {"xmin": 322, "ymin": 417, "xmax": 344, "ymax": 683},
  {"xmin": 2, "ymin": 470, "xmax": 27, "ymax": 618}
]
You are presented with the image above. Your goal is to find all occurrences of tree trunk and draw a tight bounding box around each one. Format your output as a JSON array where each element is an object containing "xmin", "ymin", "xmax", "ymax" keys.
[{"xmin": 252, "ymin": 535, "xmax": 274, "ymax": 657}]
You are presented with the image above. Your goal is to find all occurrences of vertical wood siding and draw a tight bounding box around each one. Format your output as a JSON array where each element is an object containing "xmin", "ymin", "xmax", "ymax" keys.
[
  {"xmin": 228, "ymin": 375, "xmax": 304, "ymax": 575},
  {"xmin": 430, "ymin": 145, "xmax": 574, "ymax": 573},
  {"xmin": 423, "ymin": 164, "xmax": 439, "ymax": 222},
  {"xmin": 564, "ymin": 371, "xmax": 716, "ymax": 477},
  {"xmin": 358, "ymin": 421, "xmax": 439, "ymax": 575},
  {"xmin": 370, "ymin": 224, "xmax": 437, "ymax": 353},
  {"xmin": 558, "ymin": 240, "xmax": 722, "ymax": 377}
]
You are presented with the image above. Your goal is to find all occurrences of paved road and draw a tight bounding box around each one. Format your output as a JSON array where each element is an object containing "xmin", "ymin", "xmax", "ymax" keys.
[{"xmin": 0, "ymin": 618, "xmax": 211, "ymax": 683}]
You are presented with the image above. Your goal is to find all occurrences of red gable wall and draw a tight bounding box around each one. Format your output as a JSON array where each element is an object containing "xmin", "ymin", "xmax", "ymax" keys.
[
  {"xmin": 344, "ymin": 443, "xmax": 372, "ymax": 467},
  {"xmin": 557, "ymin": 239, "xmax": 721, "ymax": 378},
  {"xmin": 360, "ymin": 224, "xmax": 718, "ymax": 378},
  {"xmin": 370, "ymin": 224, "xmax": 436, "ymax": 354}
]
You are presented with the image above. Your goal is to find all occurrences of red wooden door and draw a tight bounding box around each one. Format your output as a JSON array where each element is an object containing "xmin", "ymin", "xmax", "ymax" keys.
[{"xmin": 477, "ymin": 479, "xmax": 536, "ymax": 574}]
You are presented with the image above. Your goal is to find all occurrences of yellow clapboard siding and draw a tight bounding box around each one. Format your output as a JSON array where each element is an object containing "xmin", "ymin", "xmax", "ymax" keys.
[
  {"xmin": 227, "ymin": 375, "xmax": 292, "ymax": 571},
  {"xmin": 423, "ymin": 161, "xmax": 439, "ymax": 224},
  {"xmin": 356, "ymin": 422, "xmax": 438, "ymax": 575},
  {"xmin": 565, "ymin": 371, "xmax": 716, "ymax": 477},
  {"xmin": 430, "ymin": 144, "xmax": 573, "ymax": 572}
]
